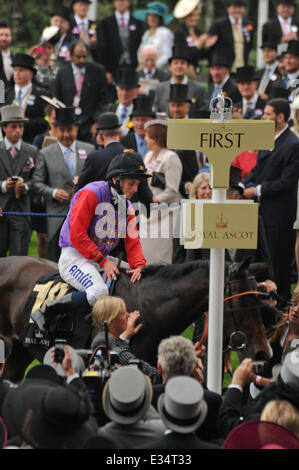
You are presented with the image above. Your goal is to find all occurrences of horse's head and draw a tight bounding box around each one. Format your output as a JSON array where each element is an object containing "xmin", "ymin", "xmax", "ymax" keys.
[{"xmin": 223, "ymin": 258, "xmax": 272, "ymax": 363}]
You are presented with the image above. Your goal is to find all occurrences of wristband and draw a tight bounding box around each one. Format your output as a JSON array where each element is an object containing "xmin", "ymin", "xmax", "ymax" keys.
[{"xmin": 255, "ymin": 375, "xmax": 262, "ymax": 386}]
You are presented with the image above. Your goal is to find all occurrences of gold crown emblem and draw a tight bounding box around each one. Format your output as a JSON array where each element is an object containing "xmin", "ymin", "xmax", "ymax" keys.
[
  {"xmin": 124, "ymin": 149, "xmax": 134, "ymax": 154},
  {"xmin": 216, "ymin": 214, "xmax": 228, "ymax": 229}
]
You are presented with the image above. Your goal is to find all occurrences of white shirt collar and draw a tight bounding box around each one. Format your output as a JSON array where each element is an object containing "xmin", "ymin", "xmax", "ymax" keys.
[
  {"xmin": 242, "ymin": 93, "xmax": 259, "ymax": 108},
  {"xmin": 15, "ymin": 82, "xmax": 32, "ymax": 98},
  {"xmin": 278, "ymin": 15, "xmax": 292, "ymax": 26},
  {"xmin": 58, "ymin": 140, "xmax": 77, "ymax": 155},
  {"xmin": 4, "ymin": 137, "xmax": 22, "ymax": 151},
  {"xmin": 274, "ymin": 124, "xmax": 289, "ymax": 141},
  {"xmin": 72, "ymin": 63, "xmax": 86, "ymax": 75},
  {"xmin": 171, "ymin": 75, "xmax": 188, "ymax": 85},
  {"xmin": 215, "ymin": 74, "xmax": 230, "ymax": 88},
  {"xmin": 115, "ymin": 10, "xmax": 130, "ymax": 25},
  {"xmin": 229, "ymin": 15, "xmax": 242, "ymax": 27},
  {"xmin": 75, "ymin": 15, "xmax": 88, "ymax": 26}
]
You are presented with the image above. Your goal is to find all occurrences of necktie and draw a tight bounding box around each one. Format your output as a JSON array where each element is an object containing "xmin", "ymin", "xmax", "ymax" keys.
[
  {"xmin": 75, "ymin": 70, "xmax": 84, "ymax": 96},
  {"xmin": 2, "ymin": 52, "xmax": 12, "ymax": 82},
  {"xmin": 282, "ymin": 20, "xmax": 289, "ymax": 35},
  {"xmin": 245, "ymin": 101, "xmax": 251, "ymax": 113},
  {"xmin": 79, "ymin": 21, "xmax": 86, "ymax": 33},
  {"xmin": 146, "ymin": 71, "xmax": 153, "ymax": 79},
  {"xmin": 10, "ymin": 145, "xmax": 16, "ymax": 158},
  {"xmin": 17, "ymin": 89, "xmax": 22, "ymax": 106},
  {"xmin": 212, "ymin": 84, "xmax": 221, "ymax": 99},
  {"xmin": 120, "ymin": 16, "xmax": 126, "ymax": 28},
  {"xmin": 283, "ymin": 76, "xmax": 290, "ymax": 89},
  {"xmin": 120, "ymin": 106, "xmax": 128, "ymax": 124},
  {"xmin": 65, "ymin": 147, "xmax": 75, "ymax": 177}
]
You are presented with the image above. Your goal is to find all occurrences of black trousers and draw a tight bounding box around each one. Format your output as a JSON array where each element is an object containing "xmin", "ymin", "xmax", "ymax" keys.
[
  {"xmin": 47, "ymin": 230, "xmax": 61, "ymax": 263},
  {"xmin": 0, "ymin": 215, "xmax": 31, "ymax": 256}
]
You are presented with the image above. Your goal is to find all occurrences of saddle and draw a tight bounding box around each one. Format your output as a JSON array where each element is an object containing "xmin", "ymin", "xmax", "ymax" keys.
[{"xmin": 23, "ymin": 270, "xmax": 92, "ymax": 352}]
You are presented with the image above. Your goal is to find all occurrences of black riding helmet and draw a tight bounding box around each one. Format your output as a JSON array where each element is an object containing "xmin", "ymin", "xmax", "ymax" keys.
[{"xmin": 106, "ymin": 149, "xmax": 150, "ymax": 193}]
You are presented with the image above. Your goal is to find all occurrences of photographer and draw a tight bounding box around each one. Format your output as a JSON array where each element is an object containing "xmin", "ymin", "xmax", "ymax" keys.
[{"xmin": 92, "ymin": 296, "xmax": 162, "ymax": 385}]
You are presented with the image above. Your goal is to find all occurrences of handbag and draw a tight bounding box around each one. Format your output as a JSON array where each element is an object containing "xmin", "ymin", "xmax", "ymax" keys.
[{"xmin": 151, "ymin": 171, "xmax": 166, "ymax": 190}]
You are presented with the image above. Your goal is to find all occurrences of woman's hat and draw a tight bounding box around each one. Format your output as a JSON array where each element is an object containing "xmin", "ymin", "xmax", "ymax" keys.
[
  {"xmin": 131, "ymin": 95, "xmax": 156, "ymax": 118},
  {"xmin": 21, "ymin": 386, "xmax": 95, "ymax": 449},
  {"xmin": 167, "ymin": 84, "xmax": 191, "ymax": 103},
  {"xmin": 11, "ymin": 53, "xmax": 36, "ymax": 74},
  {"xmin": 222, "ymin": 420, "xmax": 299, "ymax": 449},
  {"xmin": 54, "ymin": 107, "xmax": 80, "ymax": 127},
  {"xmin": 158, "ymin": 375, "xmax": 208, "ymax": 434},
  {"xmin": 174, "ymin": 0, "xmax": 201, "ymax": 19},
  {"xmin": 144, "ymin": 118, "xmax": 168, "ymax": 129},
  {"xmin": 133, "ymin": 2, "xmax": 174, "ymax": 26},
  {"xmin": 0, "ymin": 105, "xmax": 28, "ymax": 126},
  {"xmin": 235, "ymin": 66, "xmax": 260, "ymax": 83},
  {"xmin": 39, "ymin": 26, "xmax": 61, "ymax": 46},
  {"xmin": 102, "ymin": 366, "xmax": 153, "ymax": 425}
]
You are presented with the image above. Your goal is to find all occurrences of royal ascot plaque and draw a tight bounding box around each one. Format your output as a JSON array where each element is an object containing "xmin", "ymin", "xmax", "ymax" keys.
[
  {"xmin": 182, "ymin": 200, "xmax": 259, "ymax": 249},
  {"xmin": 167, "ymin": 119, "xmax": 275, "ymax": 188}
]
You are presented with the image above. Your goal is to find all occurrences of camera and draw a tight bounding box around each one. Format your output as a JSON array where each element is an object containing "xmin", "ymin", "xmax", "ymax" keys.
[
  {"xmin": 54, "ymin": 339, "xmax": 67, "ymax": 363},
  {"xmin": 252, "ymin": 360, "xmax": 265, "ymax": 375}
]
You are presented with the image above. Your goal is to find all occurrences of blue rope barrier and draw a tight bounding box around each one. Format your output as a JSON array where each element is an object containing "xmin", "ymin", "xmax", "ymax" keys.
[{"xmin": 1, "ymin": 212, "xmax": 67, "ymax": 217}]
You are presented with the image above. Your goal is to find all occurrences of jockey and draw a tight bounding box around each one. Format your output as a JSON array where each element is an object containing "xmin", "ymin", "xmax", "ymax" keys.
[{"xmin": 32, "ymin": 149, "xmax": 149, "ymax": 331}]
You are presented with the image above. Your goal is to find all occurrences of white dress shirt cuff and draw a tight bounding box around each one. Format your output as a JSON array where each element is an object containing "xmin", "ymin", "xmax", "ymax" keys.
[
  {"xmin": 256, "ymin": 184, "xmax": 262, "ymax": 198},
  {"xmin": 52, "ymin": 189, "xmax": 58, "ymax": 199},
  {"xmin": 1, "ymin": 181, "xmax": 7, "ymax": 193},
  {"xmin": 228, "ymin": 384, "xmax": 243, "ymax": 393}
]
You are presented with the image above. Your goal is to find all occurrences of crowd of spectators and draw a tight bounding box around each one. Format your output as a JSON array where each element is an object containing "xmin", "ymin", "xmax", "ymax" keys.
[{"xmin": 0, "ymin": 0, "xmax": 299, "ymax": 450}]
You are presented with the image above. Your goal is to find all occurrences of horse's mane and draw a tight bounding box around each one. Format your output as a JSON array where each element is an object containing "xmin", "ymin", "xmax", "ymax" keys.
[{"xmin": 140, "ymin": 260, "xmax": 210, "ymax": 281}]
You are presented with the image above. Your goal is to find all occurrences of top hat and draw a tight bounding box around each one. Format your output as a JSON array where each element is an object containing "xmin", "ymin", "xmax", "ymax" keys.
[
  {"xmin": 174, "ymin": 0, "xmax": 201, "ymax": 19},
  {"xmin": 131, "ymin": 95, "xmax": 156, "ymax": 118},
  {"xmin": 21, "ymin": 385, "xmax": 95, "ymax": 449},
  {"xmin": 0, "ymin": 105, "xmax": 28, "ymax": 126},
  {"xmin": 209, "ymin": 53, "xmax": 232, "ymax": 68},
  {"xmin": 286, "ymin": 40, "xmax": 299, "ymax": 57},
  {"xmin": 235, "ymin": 66, "xmax": 260, "ymax": 82},
  {"xmin": 54, "ymin": 107, "xmax": 80, "ymax": 127},
  {"xmin": 25, "ymin": 365, "xmax": 62, "ymax": 385},
  {"xmin": 168, "ymin": 84, "xmax": 191, "ymax": 102},
  {"xmin": 225, "ymin": 0, "xmax": 246, "ymax": 6},
  {"xmin": 230, "ymin": 166, "xmax": 244, "ymax": 194},
  {"xmin": 96, "ymin": 112, "xmax": 120, "ymax": 131},
  {"xmin": 260, "ymin": 34, "xmax": 280, "ymax": 50},
  {"xmin": 169, "ymin": 43, "xmax": 191, "ymax": 64},
  {"xmin": 116, "ymin": 69, "xmax": 140, "ymax": 89},
  {"xmin": 133, "ymin": 2, "xmax": 174, "ymax": 26},
  {"xmin": 51, "ymin": 5, "xmax": 72, "ymax": 23},
  {"xmin": 158, "ymin": 375, "xmax": 208, "ymax": 434},
  {"xmin": 102, "ymin": 366, "xmax": 152, "ymax": 425},
  {"xmin": 222, "ymin": 420, "xmax": 299, "ymax": 449},
  {"xmin": 268, "ymin": 84, "xmax": 290, "ymax": 100},
  {"xmin": 11, "ymin": 53, "xmax": 36, "ymax": 74},
  {"xmin": 276, "ymin": 0, "xmax": 296, "ymax": 5},
  {"xmin": 72, "ymin": 0, "xmax": 92, "ymax": 5}
]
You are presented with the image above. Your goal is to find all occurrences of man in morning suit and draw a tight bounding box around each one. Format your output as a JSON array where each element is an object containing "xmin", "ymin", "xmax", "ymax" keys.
[
  {"xmin": 137, "ymin": 45, "xmax": 171, "ymax": 82},
  {"xmin": 262, "ymin": 0, "xmax": 299, "ymax": 54},
  {"xmin": 0, "ymin": 22, "xmax": 14, "ymax": 90},
  {"xmin": 5, "ymin": 54, "xmax": 48, "ymax": 144},
  {"xmin": 208, "ymin": 55, "xmax": 241, "ymax": 105},
  {"xmin": 243, "ymin": 98, "xmax": 299, "ymax": 301},
  {"xmin": 154, "ymin": 43, "xmax": 209, "ymax": 116},
  {"xmin": 97, "ymin": 0, "xmax": 144, "ymax": 81},
  {"xmin": 33, "ymin": 107, "xmax": 95, "ymax": 262},
  {"xmin": 69, "ymin": 0, "xmax": 100, "ymax": 63},
  {"xmin": 257, "ymin": 35, "xmax": 281, "ymax": 100},
  {"xmin": 54, "ymin": 40, "xmax": 108, "ymax": 143},
  {"xmin": 0, "ymin": 105, "xmax": 39, "ymax": 256},
  {"xmin": 233, "ymin": 66, "xmax": 266, "ymax": 119},
  {"xmin": 207, "ymin": 0, "xmax": 254, "ymax": 75}
]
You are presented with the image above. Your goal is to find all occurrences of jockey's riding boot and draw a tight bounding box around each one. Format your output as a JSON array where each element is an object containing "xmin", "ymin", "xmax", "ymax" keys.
[{"xmin": 31, "ymin": 293, "xmax": 73, "ymax": 332}]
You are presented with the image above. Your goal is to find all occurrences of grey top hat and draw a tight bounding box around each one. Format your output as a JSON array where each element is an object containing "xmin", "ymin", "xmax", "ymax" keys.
[
  {"xmin": 102, "ymin": 366, "xmax": 152, "ymax": 425},
  {"xmin": 157, "ymin": 375, "xmax": 208, "ymax": 434},
  {"xmin": 0, "ymin": 105, "xmax": 28, "ymax": 126}
]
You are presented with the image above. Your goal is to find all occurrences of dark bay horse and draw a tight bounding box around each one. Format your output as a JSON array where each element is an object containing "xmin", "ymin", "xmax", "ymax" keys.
[{"xmin": 0, "ymin": 256, "xmax": 271, "ymax": 380}]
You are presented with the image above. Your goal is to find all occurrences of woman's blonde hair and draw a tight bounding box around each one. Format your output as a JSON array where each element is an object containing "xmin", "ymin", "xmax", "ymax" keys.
[
  {"xmin": 189, "ymin": 172, "xmax": 210, "ymax": 199},
  {"xmin": 261, "ymin": 400, "xmax": 299, "ymax": 438},
  {"xmin": 92, "ymin": 296, "xmax": 126, "ymax": 327}
]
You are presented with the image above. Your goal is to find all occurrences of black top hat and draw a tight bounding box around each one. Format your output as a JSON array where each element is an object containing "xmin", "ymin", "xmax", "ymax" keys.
[
  {"xmin": 169, "ymin": 43, "xmax": 191, "ymax": 64},
  {"xmin": 51, "ymin": 5, "xmax": 71, "ymax": 23},
  {"xmin": 72, "ymin": 0, "xmax": 92, "ymax": 4},
  {"xmin": 131, "ymin": 95, "xmax": 156, "ymax": 118},
  {"xmin": 225, "ymin": 0, "xmax": 247, "ymax": 6},
  {"xmin": 276, "ymin": 0, "xmax": 296, "ymax": 5},
  {"xmin": 260, "ymin": 34, "xmax": 280, "ymax": 50},
  {"xmin": 116, "ymin": 70, "xmax": 140, "ymax": 89},
  {"xmin": 209, "ymin": 53, "xmax": 232, "ymax": 68},
  {"xmin": 12, "ymin": 53, "xmax": 36, "ymax": 74},
  {"xmin": 268, "ymin": 84, "xmax": 290, "ymax": 100},
  {"xmin": 54, "ymin": 107, "xmax": 79, "ymax": 127},
  {"xmin": 286, "ymin": 40, "xmax": 299, "ymax": 57},
  {"xmin": 235, "ymin": 66, "xmax": 259, "ymax": 82},
  {"xmin": 96, "ymin": 112, "xmax": 120, "ymax": 131},
  {"xmin": 167, "ymin": 84, "xmax": 191, "ymax": 102}
]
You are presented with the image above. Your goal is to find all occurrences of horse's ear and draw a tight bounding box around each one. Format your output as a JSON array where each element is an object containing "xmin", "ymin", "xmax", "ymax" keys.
[
  {"xmin": 236, "ymin": 257, "xmax": 252, "ymax": 274},
  {"xmin": 248, "ymin": 262, "xmax": 268, "ymax": 276}
]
